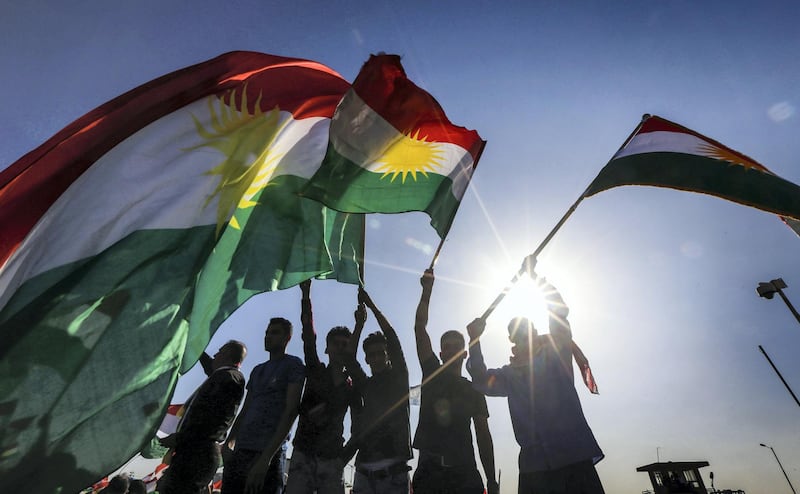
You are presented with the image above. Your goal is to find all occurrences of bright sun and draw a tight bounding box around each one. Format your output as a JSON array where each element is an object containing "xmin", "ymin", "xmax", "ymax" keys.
[
  {"xmin": 475, "ymin": 265, "xmax": 552, "ymax": 357},
  {"xmin": 486, "ymin": 259, "xmax": 604, "ymax": 354},
  {"xmin": 490, "ymin": 274, "xmax": 550, "ymax": 332}
]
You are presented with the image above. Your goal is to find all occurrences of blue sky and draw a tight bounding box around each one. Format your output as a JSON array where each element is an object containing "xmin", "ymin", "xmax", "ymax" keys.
[{"xmin": 4, "ymin": 1, "xmax": 800, "ymax": 492}]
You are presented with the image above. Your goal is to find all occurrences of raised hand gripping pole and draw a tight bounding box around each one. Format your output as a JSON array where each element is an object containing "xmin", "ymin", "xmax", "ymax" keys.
[
  {"xmin": 478, "ymin": 115, "xmax": 649, "ymax": 321},
  {"xmin": 479, "ymin": 193, "xmax": 586, "ymax": 320}
]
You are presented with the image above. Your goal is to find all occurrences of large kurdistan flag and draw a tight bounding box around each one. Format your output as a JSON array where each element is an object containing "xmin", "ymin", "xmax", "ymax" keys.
[
  {"xmin": 585, "ymin": 114, "xmax": 800, "ymax": 221},
  {"xmin": 302, "ymin": 54, "xmax": 485, "ymax": 239},
  {"xmin": 0, "ymin": 51, "xmax": 364, "ymax": 493}
]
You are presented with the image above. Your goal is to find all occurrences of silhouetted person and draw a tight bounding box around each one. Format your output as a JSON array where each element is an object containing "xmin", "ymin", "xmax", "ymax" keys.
[
  {"xmin": 344, "ymin": 287, "xmax": 411, "ymax": 494},
  {"xmin": 467, "ymin": 264, "xmax": 604, "ymax": 494},
  {"xmin": 128, "ymin": 478, "xmax": 147, "ymax": 494},
  {"xmin": 158, "ymin": 341, "xmax": 247, "ymax": 494},
  {"xmin": 222, "ymin": 318, "xmax": 305, "ymax": 494},
  {"xmin": 98, "ymin": 475, "xmax": 129, "ymax": 494},
  {"xmin": 412, "ymin": 269, "xmax": 499, "ymax": 494},
  {"xmin": 284, "ymin": 280, "xmax": 363, "ymax": 494}
]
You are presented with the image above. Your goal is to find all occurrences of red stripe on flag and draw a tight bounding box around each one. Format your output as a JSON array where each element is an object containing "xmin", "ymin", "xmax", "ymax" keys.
[
  {"xmin": 0, "ymin": 51, "xmax": 348, "ymax": 268},
  {"xmin": 350, "ymin": 54, "xmax": 483, "ymax": 159},
  {"xmin": 636, "ymin": 115, "xmax": 767, "ymax": 173},
  {"xmin": 637, "ymin": 115, "xmax": 687, "ymax": 135}
]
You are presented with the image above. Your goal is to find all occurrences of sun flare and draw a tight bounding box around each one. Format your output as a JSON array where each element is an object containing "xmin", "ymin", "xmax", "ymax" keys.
[{"xmin": 490, "ymin": 274, "xmax": 550, "ymax": 333}]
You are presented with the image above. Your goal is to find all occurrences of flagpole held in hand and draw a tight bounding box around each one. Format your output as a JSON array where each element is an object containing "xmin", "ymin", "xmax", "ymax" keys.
[
  {"xmin": 479, "ymin": 192, "xmax": 585, "ymax": 320},
  {"xmin": 478, "ymin": 114, "xmax": 650, "ymax": 320}
]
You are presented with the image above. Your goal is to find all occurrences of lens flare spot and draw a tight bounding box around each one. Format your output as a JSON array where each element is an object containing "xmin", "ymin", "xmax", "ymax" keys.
[
  {"xmin": 405, "ymin": 237, "xmax": 433, "ymax": 255},
  {"xmin": 680, "ymin": 241, "xmax": 703, "ymax": 259},
  {"xmin": 768, "ymin": 101, "xmax": 795, "ymax": 122}
]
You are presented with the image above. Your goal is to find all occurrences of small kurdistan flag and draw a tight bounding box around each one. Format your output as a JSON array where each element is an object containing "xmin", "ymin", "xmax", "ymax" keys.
[
  {"xmin": 0, "ymin": 51, "xmax": 363, "ymax": 494},
  {"xmin": 585, "ymin": 114, "xmax": 800, "ymax": 221},
  {"xmin": 302, "ymin": 54, "xmax": 485, "ymax": 239}
]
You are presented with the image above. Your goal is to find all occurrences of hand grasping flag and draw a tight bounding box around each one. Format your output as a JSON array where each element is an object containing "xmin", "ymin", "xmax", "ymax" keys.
[{"xmin": 483, "ymin": 114, "xmax": 800, "ymax": 321}]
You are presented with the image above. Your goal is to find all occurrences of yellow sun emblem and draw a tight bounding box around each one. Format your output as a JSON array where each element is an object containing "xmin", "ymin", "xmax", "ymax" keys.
[
  {"xmin": 373, "ymin": 129, "xmax": 444, "ymax": 183},
  {"xmin": 697, "ymin": 142, "xmax": 770, "ymax": 174},
  {"xmin": 186, "ymin": 86, "xmax": 288, "ymax": 235}
]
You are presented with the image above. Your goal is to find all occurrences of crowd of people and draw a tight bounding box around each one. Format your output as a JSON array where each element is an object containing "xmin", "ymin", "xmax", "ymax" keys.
[{"xmin": 152, "ymin": 258, "xmax": 605, "ymax": 494}]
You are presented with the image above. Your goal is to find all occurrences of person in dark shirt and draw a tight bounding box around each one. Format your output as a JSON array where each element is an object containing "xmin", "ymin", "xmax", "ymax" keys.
[
  {"xmin": 467, "ymin": 262, "xmax": 604, "ymax": 494},
  {"xmin": 284, "ymin": 280, "xmax": 364, "ymax": 494},
  {"xmin": 158, "ymin": 340, "xmax": 247, "ymax": 494},
  {"xmin": 222, "ymin": 318, "xmax": 305, "ymax": 494},
  {"xmin": 411, "ymin": 269, "xmax": 499, "ymax": 494},
  {"xmin": 344, "ymin": 287, "xmax": 411, "ymax": 494}
]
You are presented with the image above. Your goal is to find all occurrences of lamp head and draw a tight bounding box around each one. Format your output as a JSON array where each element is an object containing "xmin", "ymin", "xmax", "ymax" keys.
[{"xmin": 757, "ymin": 283, "xmax": 778, "ymax": 299}]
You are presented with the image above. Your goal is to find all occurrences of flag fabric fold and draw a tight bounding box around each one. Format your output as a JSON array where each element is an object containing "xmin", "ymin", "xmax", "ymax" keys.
[
  {"xmin": 585, "ymin": 114, "xmax": 800, "ymax": 221},
  {"xmin": 0, "ymin": 51, "xmax": 363, "ymax": 494},
  {"xmin": 301, "ymin": 54, "xmax": 485, "ymax": 238}
]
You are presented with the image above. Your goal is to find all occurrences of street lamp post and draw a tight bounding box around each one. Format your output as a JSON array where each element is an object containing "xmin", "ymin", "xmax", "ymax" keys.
[
  {"xmin": 758, "ymin": 345, "xmax": 800, "ymax": 408},
  {"xmin": 760, "ymin": 443, "xmax": 797, "ymax": 494},
  {"xmin": 757, "ymin": 278, "xmax": 800, "ymax": 325},
  {"xmin": 755, "ymin": 278, "xmax": 800, "ymax": 408}
]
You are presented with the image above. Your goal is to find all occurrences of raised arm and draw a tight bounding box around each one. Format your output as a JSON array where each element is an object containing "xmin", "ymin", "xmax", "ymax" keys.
[
  {"xmin": 540, "ymin": 277, "xmax": 571, "ymax": 340},
  {"xmin": 199, "ymin": 352, "xmax": 213, "ymax": 376},
  {"xmin": 345, "ymin": 297, "xmax": 368, "ymax": 390},
  {"xmin": 340, "ymin": 298, "xmax": 368, "ymax": 463},
  {"xmin": 352, "ymin": 296, "xmax": 366, "ymax": 352},
  {"xmin": 414, "ymin": 269, "xmax": 436, "ymax": 365},
  {"xmin": 466, "ymin": 317, "xmax": 489, "ymax": 390},
  {"xmin": 466, "ymin": 318, "xmax": 510, "ymax": 397},
  {"xmin": 359, "ymin": 286, "xmax": 407, "ymax": 376},
  {"xmin": 473, "ymin": 415, "xmax": 499, "ymax": 494},
  {"xmin": 520, "ymin": 256, "xmax": 570, "ymax": 341},
  {"xmin": 300, "ymin": 280, "xmax": 320, "ymax": 368}
]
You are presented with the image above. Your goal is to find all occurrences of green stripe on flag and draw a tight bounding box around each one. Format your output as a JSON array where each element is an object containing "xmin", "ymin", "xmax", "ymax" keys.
[
  {"xmin": 586, "ymin": 152, "xmax": 800, "ymax": 220},
  {"xmin": 303, "ymin": 144, "xmax": 461, "ymax": 238},
  {"xmin": 301, "ymin": 55, "xmax": 483, "ymax": 241},
  {"xmin": 0, "ymin": 227, "xmax": 211, "ymax": 491},
  {"xmin": 187, "ymin": 174, "xmax": 363, "ymax": 370},
  {"xmin": 0, "ymin": 51, "xmax": 364, "ymax": 494}
]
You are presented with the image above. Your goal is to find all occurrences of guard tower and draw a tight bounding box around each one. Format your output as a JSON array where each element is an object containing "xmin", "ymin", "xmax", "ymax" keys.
[{"xmin": 636, "ymin": 461, "xmax": 709, "ymax": 494}]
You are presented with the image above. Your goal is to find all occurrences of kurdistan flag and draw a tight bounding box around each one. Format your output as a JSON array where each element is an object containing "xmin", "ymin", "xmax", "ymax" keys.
[
  {"xmin": 0, "ymin": 51, "xmax": 363, "ymax": 494},
  {"xmin": 585, "ymin": 114, "xmax": 800, "ymax": 220},
  {"xmin": 301, "ymin": 54, "xmax": 485, "ymax": 239}
]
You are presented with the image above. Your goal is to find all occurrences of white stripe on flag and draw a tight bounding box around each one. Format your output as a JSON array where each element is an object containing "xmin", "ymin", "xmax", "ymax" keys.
[{"xmin": 614, "ymin": 130, "xmax": 710, "ymax": 160}]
